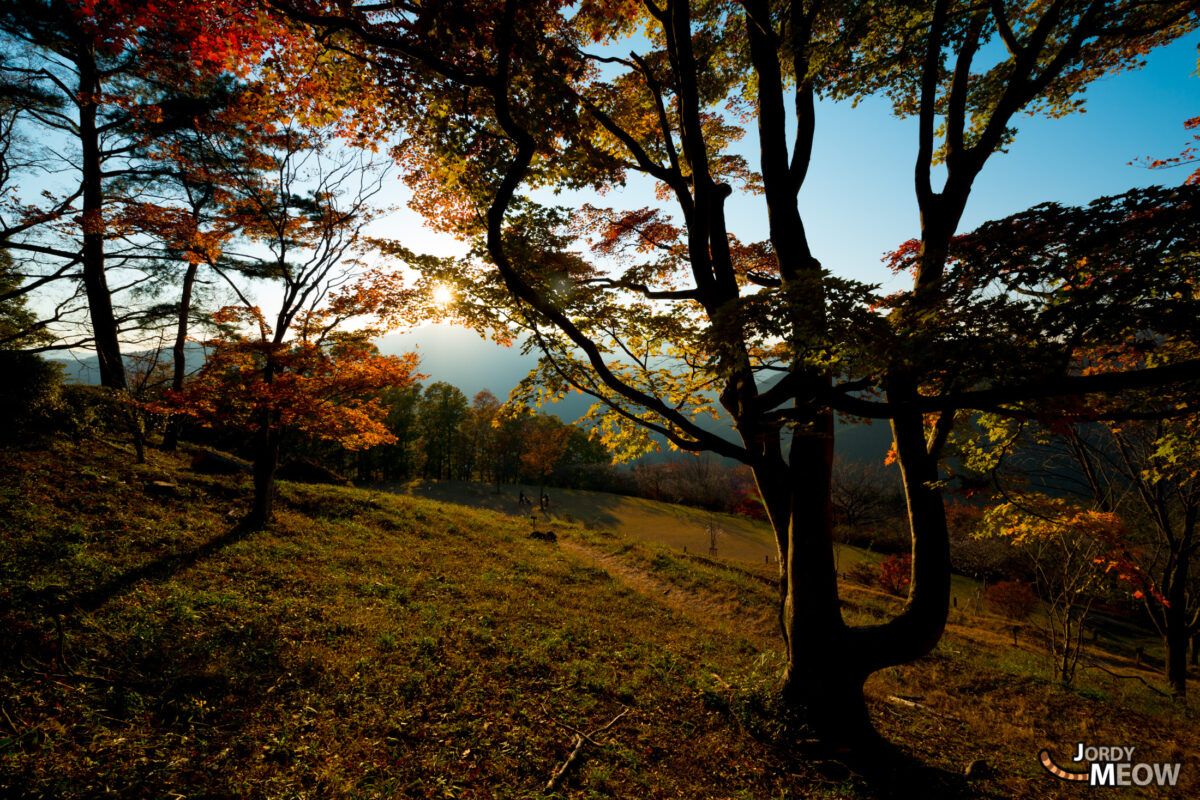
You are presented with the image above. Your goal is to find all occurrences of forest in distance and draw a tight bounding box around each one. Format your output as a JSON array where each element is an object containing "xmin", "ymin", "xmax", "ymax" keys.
[{"xmin": 4, "ymin": 0, "xmax": 1200, "ymax": 797}]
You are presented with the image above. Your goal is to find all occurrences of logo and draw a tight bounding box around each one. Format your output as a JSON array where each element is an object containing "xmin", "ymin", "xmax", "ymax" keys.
[{"xmin": 1040, "ymin": 743, "xmax": 1182, "ymax": 787}]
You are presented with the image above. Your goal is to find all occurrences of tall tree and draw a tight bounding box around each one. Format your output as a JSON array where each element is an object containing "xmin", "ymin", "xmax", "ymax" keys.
[
  {"xmin": 111, "ymin": 78, "xmax": 271, "ymax": 450},
  {"xmin": 930, "ymin": 181, "xmax": 1200, "ymax": 695},
  {"xmin": 172, "ymin": 121, "xmax": 419, "ymax": 526},
  {"xmin": 520, "ymin": 411, "xmax": 571, "ymax": 497},
  {"xmin": 280, "ymin": 0, "xmax": 1200, "ymax": 747},
  {"xmin": 467, "ymin": 388, "xmax": 503, "ymax": 486},
  {"xmin": 0, "ymin": 0, "xmax": 269, "ymax": 388}
]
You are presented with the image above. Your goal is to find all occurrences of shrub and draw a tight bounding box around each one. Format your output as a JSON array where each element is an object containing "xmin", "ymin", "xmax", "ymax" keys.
[
  {"xmin": 878, "ymin": 554, "xmax": 912, "ymax": 596},
  {"xmin": 0, "ymin": 351, "xmax": 64, "ymax": 441},
  {"xmin": 59, "ymin": 385, "xmax": 126, "ymax": 440},
  {"xmin": 985, "ymin": 580, "xmax": 1038, "ymax": 620}
]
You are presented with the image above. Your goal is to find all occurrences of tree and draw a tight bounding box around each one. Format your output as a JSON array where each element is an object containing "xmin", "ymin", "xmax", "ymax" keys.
[
  {"xmin": 170, "ymin": 119, "xmax": 419, "ymax": 526},
  {"xmin": 113, "ymin": 79, "xmax": 272, "ymax": 451},
  {"xmin": 932, "ymin": 180, "xmax": 1200, "ymax": 696},
  {"xmin": 979, "ymin": 496, "xmax": 1135, "ymax": 685},
  {"xmin": 1098, "ymin": 418, "xmax": 1200, "ymax": 698},
  {"xmin": 832, "ymin": 456, "xmax": 902, "ymax": 528},
  {"xmin": 280, "ymin": 0, "xmax": 1200, "ymax": 748},
  {"xmin": 370, "ymin": 383, "xmax": 424, "ymax": 481},
  {"xmin": 1140, "ymin": 114, "xmax": 1200, "ymax": 185},
  {"xmin": 467, "ymin": 388, "xmax": 504, "ymax": 488},
  {"xmin": 966, "ymin": 410, "xmax": 1200, "ymax": 697},
  {"xmin": 984, "ymin": 581, "xmax": 1037, "ymax": 621},
  {"xmin": 555, "ymin": 423, "xmax": 615, "ymax": 490},
  {"xmin": 0, "ymin": 249, "xmax": 55, "ymax": 350},
  {"xmin": 520, "ymin": 412, "xmax": 572, "ymax": 497},
  {"xmin": 417, "ymin": 381, "xmax": 470, "ymax": 479},
  {"xmin": 0, "ymin": 0, "xmax": 273, "ymax": 389}
]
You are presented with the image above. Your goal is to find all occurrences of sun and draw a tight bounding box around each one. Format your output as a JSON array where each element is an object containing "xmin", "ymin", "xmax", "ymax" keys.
[{"xmin": 432, "ymin": 284, "xmax": 454, "ymax": 306}]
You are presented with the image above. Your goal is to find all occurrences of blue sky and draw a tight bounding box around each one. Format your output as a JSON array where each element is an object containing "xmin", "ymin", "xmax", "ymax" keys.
[
  {"xmin": 380, "ymin": 32, "xmax": 1198, "ymax": 296},
  {"xmin": 791, "ymin": 33, "xmax": 1200, "ymax": 293}
]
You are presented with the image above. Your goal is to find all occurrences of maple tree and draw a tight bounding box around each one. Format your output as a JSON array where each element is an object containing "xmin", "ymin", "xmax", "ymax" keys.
[
  {"xmin": 274, "ymin": 0, "xmax": 1199, "ymax": 747},
  {"xmin": 938, "ymin": 180, "xmax": 1200, "ymax": 696},
  {"xmin": 877, "ymin": 554, "xmax": 912, "ymax": 598},
  {"xmin": 965, "ymin": 411, "xmax": 1200, "ymax": 697},
  {"xmin": 1075, "ymin": 418, "xmax": 1200, "ymax": 698},
  {"xmin": 168, "ymin": 121, "xmax": 420, "ymax": 527},
  {"xmin": 1140, "ymin": 115, "xmax": 1200, "ymax": 185}
]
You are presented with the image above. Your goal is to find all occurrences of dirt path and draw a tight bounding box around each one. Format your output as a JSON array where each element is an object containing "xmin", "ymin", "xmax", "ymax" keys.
[{"xmin": 558, "ymin": 538, "xmax": 778, "ymax": 643}]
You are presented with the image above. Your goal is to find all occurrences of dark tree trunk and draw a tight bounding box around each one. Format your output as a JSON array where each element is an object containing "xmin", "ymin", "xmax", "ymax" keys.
[
  {"xmin": 1165, "ymin": 549, "xmax": 1191, "ymax": 698},
  {"xmin": 162, "ymin": 260, "xmax": 200, "ymax": 451},
  {"xmin": 751, "ymin": 399, "xmax": 951, "ymax": 749},
  {"xmin": 773, "ymin": 409, "xmax": 881, "ymax": 748},
  {"xmin": 248, "ymin": 412, "xmax": 281, "ymax": 529},
  {"xmin": 76, "ymin": 42, "xmax": 126, "ymax": 392},
  {"xmin": 76, "ymin": 34, "xmax": 149, "ymax": 464},
  {"xmin": 749, "ymin": 441, "xmax": 795, "ymax": 645},
  {"xmin": 868, "ymin": 406, "xmax": 953, "ymax": 665}
]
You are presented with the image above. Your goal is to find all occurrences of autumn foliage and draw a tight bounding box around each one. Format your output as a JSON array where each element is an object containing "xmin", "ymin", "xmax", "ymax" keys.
[
  {"xmin": 169, "ymin": 330, "xmax": 420, "ymax": 452},
  {"xmin": 878, "ymin": 554, "xmax": 912, "ymax": 597}
]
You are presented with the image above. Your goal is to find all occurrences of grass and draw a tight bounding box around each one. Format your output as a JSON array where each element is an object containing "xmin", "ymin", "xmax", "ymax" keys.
[
  {"xmin": 397, "ymin": 479, "xmax": 786, "ymax": 565},
  {"xmin": 2, "ymin": 436, "xmax": 1198, "ymax": 798}
]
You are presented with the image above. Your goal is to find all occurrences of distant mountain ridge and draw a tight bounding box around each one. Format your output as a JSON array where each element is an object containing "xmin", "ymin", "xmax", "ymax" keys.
[{"xmin": 49, "ymin": 323, "xmax": 893, "ymax": 464}]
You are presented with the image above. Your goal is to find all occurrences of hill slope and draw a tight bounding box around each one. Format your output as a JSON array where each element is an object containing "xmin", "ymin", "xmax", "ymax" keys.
[{"xmin": 1, "ymin": 437, "xmax": 1195, "ymax": 798}]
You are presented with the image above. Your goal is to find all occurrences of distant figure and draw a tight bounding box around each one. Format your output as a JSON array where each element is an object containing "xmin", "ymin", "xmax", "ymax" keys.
[
  {"xmin": 518, "ymin": 491, "xmax": 532, "ymax": 509},
  {"xmin": 540, "ymin": 491, "xmax": 549, "ymax": 511}
]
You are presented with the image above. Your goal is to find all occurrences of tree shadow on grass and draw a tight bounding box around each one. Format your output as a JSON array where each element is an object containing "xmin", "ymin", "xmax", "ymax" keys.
[
  {"xmin": 845, "ymin": 742, "xmax": 984, "ymax": 800},
  {"xmin": 3, "ymin": 523, "xmax": 309, "ymax": 799},
  {"xmin": 727, "ymin": 691, "xmax": 990, "ymax": 800},
  {"xmin": 762, "ymin": 736, "xmax": 985, "ymax": 799},
  {"xmin": 68, "ymin": 519, "xmax": 260, "ymax": 615}
]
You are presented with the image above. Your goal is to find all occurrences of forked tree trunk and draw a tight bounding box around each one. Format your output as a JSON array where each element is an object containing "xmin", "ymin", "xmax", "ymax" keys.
[
  {"xmin": 779, "ymin": 411, "xmax": 877, "ymax": 745},
  {"xmin": 755, "ymin": 406, "xmax": 952, "ymax": 750}
]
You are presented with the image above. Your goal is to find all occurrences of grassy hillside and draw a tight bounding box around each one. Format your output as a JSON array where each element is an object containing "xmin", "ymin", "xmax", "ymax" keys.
[
  {"xmin": 397, "ymin": 479, "xmax": 1021, "ymax": 623},
  {"xmin": 2, "ymin": 437, "xmax": 1197, "ymax": 798},
  {"xmin": 396, "ymin": 478, "xmax": 785, "ymax": 564}
]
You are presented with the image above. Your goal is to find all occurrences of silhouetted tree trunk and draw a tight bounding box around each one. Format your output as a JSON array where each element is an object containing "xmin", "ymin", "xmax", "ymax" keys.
[
  {"xmin": 1165, "ymin": 548, "xmax": 1192, "ymax": 698},
  {"xmin": 249, "ymin": 414, "xmax": 281, "ymax": 529},
  {"xmin": 75, "ymin": 39, "xmax": 126, "ymax": 391},
  {"xmin": 248, "ymin": 358, "xmax": 281, "ymax": 528},
  {"xmin": 162, "ymin": 260, "xmax": 199, "ymax": 451}
]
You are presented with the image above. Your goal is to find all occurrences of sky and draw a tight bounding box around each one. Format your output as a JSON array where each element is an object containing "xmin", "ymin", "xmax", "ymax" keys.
[{"xmin": 377, "ymin": 31, "xmax": 1199, "ymax": 297}]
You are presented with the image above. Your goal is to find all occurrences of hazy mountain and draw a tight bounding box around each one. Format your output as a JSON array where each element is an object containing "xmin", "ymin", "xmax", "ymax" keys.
[{"xmin": 50, "ymin": 323, "xmax": 893, "ymax": 464}]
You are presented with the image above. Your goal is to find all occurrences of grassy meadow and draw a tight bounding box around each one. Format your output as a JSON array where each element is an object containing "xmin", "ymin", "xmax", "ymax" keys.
[{"xmin": 2, "ymin": 436, "xmax": 1197, "ymax": 798}]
